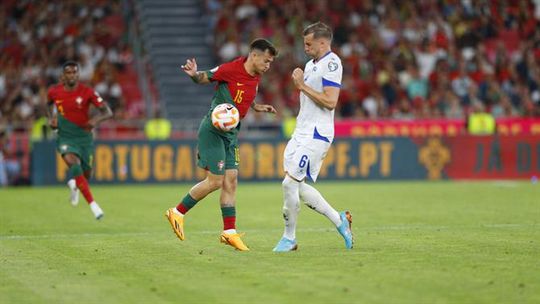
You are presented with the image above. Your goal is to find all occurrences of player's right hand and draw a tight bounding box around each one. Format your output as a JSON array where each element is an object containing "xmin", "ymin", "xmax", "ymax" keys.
[
  {"xmin": 181, "ymin": 58, "xmax": 198, "ymax": 76},
  {"xmin": 49, "ymin": 117, "xmax": 58, "ymax": 130},
  {"xmin": 292, "ymin": 67, "xmax": 304, "ymax": 89}
]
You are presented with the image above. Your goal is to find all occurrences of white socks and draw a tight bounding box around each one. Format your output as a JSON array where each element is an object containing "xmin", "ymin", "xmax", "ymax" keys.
[
  {"xmin": 172, "ymin": 208, "xmax": 184, "ymax": 216},
  {"xmin": 299, "ymin": 182, "xmax": 341, "ymax": 227},
  {"xmin": 67, "ymin": 179, "xmax": 79, "ymax": 206},
  {"xmin": 281, "ymin": 175, "xmax": 342, "ymax": 240},
  {"xmin": 281, "ymin": 175, "xmax": 300, "ymax": 240},
  {"xmin": 223, "ymin": 229, "xmax": 237, "ymax": 234},
  {"xmin": 67, "ymin": 179, "xmax": 77, "ymax": 190}
]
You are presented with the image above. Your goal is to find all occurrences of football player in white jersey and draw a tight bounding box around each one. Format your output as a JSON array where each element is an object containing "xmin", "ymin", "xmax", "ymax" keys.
[{"xmin": 273, "ymin": 22, "xmax": 354, "ymax": 252}]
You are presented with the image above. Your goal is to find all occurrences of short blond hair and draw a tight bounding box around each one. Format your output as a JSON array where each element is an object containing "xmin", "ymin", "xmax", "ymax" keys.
[{"xmin": 303, "ymin": 22, "xmax": 333, "ymax": 41}]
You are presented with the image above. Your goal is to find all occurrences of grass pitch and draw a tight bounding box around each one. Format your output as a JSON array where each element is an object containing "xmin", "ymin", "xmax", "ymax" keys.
[{"xmin": 1, "ymin": 181, "xmax": 539, "ymax": 303}]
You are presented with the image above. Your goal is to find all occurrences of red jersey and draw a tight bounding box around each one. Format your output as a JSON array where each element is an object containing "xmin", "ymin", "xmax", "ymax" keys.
[
  {"xmin": 47, "ymin": 83, "xmax": 105, "ymax": 128},
  {"xmin": 206, "ymin": 57, "xmax": 260, "ymax": 119}
]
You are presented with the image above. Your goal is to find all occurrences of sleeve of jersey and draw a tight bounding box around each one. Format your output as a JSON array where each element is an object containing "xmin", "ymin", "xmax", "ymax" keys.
[
  {"xmin": 89, "ymin": 88, "xmax": 106, "ymax": 107},
  {"xmin": 206, "ymin": 62, "xmax": 232, "ymax": 82},
  {"xmin": 321, "ymin": 58, "xmax": 343, "ymax": 88}
]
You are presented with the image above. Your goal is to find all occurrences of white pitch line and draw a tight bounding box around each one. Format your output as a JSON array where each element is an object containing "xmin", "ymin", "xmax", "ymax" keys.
[
  {"xmin": 0, "ymin": 224, "xmax": 536, "ymax": 240},
  {"xmin": 491, "ymin": 181, "xmax": 520, "ymax": 187}
]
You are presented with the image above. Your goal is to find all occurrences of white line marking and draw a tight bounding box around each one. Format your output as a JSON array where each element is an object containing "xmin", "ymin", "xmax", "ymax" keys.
[
  {"xmin": 491, "ymin": 181, "xmax": 520, "ymax": 187},
  {"xmin": 0, "ymin": 224, "xmax": 536, "ymax": 240}
]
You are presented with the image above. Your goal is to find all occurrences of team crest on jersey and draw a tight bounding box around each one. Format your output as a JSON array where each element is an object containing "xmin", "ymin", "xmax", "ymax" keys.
[
  {"xmin": 94, "ymin": 91, "xmax": 103, "ymax": 103},
  {"xmin": 313, "ymin": 66, "xmax": 317, "ymax": 72},
  {"xmin": 217, "ymin": 160, "xmax": 225, "ymax": 171},
  {"xmin": 76, "ymin": 96, "xmax": 83, "ymax": 105},
  {"xmin": 328, "ymin": 62, "xmax": 338, "ymax": 72}
]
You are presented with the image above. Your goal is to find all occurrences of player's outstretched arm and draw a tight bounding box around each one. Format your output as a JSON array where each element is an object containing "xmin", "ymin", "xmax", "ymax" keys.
[
  {"xmin": 251, "ymin": 103, "xmax": 277, "ymax": 114},
  {"xmin": 181, "ymin": 58, "xmax": 210, "ymax": 84},
  {"xmin": 88, "ymin": 103, "xmax": 113, "ymax": 130},
  {"xmin": 45, "ymin": 98, "xmax": 57, "ymax": 130}
]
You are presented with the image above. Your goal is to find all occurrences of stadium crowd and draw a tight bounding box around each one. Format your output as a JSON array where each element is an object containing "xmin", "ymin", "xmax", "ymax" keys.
[
  {"xmin": 206, "ymin": 0, "xmax": 540, "ymax": 120},
  {"xmin": 2, "ymin": 0, "xmax": 540, "ymax": 186},
  {"xmin": 0, "ymin": 0, "xmax": 134, "ymax": 135},
  {"xmin": 2, "ymin": 0, "xmax": 539, "ymax": 133},
  {"xmin": 0, "ymin": 0, "xmax": 137, "ymax": 185}
]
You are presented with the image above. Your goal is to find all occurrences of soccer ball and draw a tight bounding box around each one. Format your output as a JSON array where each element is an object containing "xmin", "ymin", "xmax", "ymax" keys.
[{"xmin": 211, "ymin": 103, "xmax": 239, "ymax": 132}]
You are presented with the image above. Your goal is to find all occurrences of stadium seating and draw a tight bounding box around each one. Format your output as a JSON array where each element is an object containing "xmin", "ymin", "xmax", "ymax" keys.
[{"xmin": 137, "ymin": 0, "xmax": 216, "ymax": 130}]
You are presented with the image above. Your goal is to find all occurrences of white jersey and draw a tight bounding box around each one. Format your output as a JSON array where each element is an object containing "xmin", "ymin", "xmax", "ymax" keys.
[{"xmin": 294, "ymin": 51, "xmax": 343, "ymax": 138}]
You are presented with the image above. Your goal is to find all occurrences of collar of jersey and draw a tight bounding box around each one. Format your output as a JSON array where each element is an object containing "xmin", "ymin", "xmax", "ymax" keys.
[{"xmin": 313, "ymin": 51, "xmax": 332, "ymax": 64}]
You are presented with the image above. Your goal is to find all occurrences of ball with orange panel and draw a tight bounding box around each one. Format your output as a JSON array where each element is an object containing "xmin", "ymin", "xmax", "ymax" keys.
[{"xmin": 211, "ymin": 103, "xmax": 239, "ymax": 131}]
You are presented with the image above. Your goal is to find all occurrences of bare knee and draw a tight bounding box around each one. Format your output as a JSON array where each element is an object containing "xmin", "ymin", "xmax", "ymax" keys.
[
  {"xmin": 206, "ymin": 175, "xmax": 224, "ymax": 192},
  {"xmin": 63, "ymin": 153, "xmax": 80, "ymax": 167},
  {"xmin": 219, "ymin": 169, "xmax": 236, "ymax": 194},
  {"xmin": 223, "ymin": 177, "xmax": 237, "ymax": 194}
]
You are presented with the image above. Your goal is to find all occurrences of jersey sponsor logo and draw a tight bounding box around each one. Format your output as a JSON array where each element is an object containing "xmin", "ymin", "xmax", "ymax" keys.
[
  {"xmin": 313, "ymin": 66, "xmax": 317, "ymax": 72},
  {"xmin": 76, "ymin": 96, "xmax": 83, "ymax": 105},
  {"xmin": 236, "ymin": 82, "xmax": 244, "ymax": 86},
  {"xmin": 61, "ymin": 144, "xmax": 68, "ymax": 152},
  {"xmin": 328, "ymin": 62, "xmax": 338, "ymax": 72}
]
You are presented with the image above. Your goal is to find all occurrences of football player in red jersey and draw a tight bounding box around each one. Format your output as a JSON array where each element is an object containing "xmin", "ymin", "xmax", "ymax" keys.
[
  {"xmin": 46, "ymin": 61, "xmax": 113, "ymax": 219},
  {"xmin": 165, "ymin": 39, "xmax": 278, "ymax": 251}
]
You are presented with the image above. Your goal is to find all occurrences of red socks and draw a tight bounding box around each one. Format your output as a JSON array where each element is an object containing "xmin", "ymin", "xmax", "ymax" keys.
[{"xmin": 75, "ymin": 175, "xmax": 94, "ymax": 204}]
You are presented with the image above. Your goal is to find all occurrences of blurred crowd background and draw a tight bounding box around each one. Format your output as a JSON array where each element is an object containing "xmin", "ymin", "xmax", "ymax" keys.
[
  {"xmin": 207, "ymin": 0, "xmax": 540, "ymax": 120},
  {"xmin": 1, "ymin": 0, "xmax": 540, "ymax": 186},
  {"xmin": 0, "ymin": 0, "xmax": 141, "ymax": 132}
]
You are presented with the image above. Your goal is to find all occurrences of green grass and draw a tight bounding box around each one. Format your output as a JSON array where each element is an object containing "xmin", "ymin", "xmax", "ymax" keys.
[{"xmin": 1, "ymin": 181, "xmax": 539, "ymax": 304}]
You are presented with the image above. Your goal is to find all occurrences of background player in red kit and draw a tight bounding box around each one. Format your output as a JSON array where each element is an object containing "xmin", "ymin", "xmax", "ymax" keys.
[
  {"xmin": 46, "ymin": 61, "xmax": 113, "ymax": 219},
  {"xmin": 165, "ymin": 39, "xmax": 278, "ymax": 251}
]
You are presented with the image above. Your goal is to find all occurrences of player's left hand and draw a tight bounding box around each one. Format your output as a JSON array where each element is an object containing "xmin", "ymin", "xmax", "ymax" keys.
[
  {"xmin": 48, "ymin": 117, "xmax": 58, "ymax": 130},
  {"xmin": 292, "ymin": 68, "xmax": 304, "ymax": 89},
  {"xmin": 85, "ymin": 121, "xmax": 96, "ymax": 131},
  {"xmin": 253, "ymin": 104, "xmax": 277, "ymax": 114}
]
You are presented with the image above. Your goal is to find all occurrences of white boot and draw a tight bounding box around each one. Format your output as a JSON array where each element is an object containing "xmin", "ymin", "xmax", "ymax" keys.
[{"xmin": 89, "ymin": 201, "xmax": 104, "ymax": 220}]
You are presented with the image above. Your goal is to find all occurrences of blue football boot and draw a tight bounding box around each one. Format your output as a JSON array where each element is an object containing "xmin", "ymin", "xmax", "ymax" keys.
[
  {"xmin": 337, "ymin": 211, "xmax": 353, "ymax": 249},
  {"xmin": 272, "ymin": 237, "xmax": 298, "ymax": 252}
]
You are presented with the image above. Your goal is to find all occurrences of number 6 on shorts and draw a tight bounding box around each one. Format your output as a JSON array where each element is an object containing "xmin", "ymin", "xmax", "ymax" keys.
[{"xmin": 299, "ymin": 155, "xmax": 308, "ymax": 168}]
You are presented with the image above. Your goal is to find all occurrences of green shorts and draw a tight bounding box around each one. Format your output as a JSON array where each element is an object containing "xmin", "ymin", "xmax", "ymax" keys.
[
  {"xmin": 197, "ymin": 117, "xmax": 239, "ymax": 175},
  {"xmin": 56, "ymin": 137, "xmax": 94, "ymax": 172}
]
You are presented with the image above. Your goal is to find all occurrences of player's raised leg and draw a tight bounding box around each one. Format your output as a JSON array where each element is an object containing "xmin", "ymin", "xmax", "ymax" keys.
[
  {"xmin": 218, "ymin": 169, "xmax": 249, "ymax": 251},
  {"xmin": 300, "ymin": 182, "xmax": 353, "ymax": 249},
  {"xmin": 165, "ymin": 172, "xmax": 223, "ymax": 241},
  {"xmin": 273, "ymin": 174, "xmax": 300, "ymax": 252},
  {"xmin": 337, "ymin": 211, "xmax": 353, "ymax": 249},
  {"xmin": 63, "ymin": 153, "xmax": 103, "ymax": 219}
]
